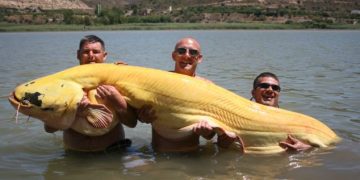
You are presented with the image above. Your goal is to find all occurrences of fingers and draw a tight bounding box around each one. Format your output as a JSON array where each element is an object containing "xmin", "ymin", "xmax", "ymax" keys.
[
  {"xmin": 287, "ymin": 135, "xmax": 300, "ymax": 143},
  {"xmin": 96, "ymin": 85, "xmax": 112, "ymax": 98},
  {"xmin": 193, "ymin": 120, "xmax": 215, "ymax": 140},
  {"xmin": 279, "ymin": 135, "xmax": 312, "ymax": 151},
  {"xmin": 97, "ymin": 85, "xmax": 122, "ymax": 97},
  {"xmin": 194, "ymin": 120, "xmax": 212, "ymax": 132},
  {"xmin": 80, "ymin": 94, "xmax": 90, "ymax": 103},
  {"xmin": 78, "ymin": 95, "xmax": 90, "ymax": 111},
  {"xmin": 279, "ymin": 142, "xmax": 292, "ymax": 150},
  {"xmin": 95, "ymin": 86, "xmax": 106, "ymax": 100},
  {"xmin": 95, "ymin": 85, "xmax": 124, "ymax": 108},
  {"xmin": 279, "ymin": 135, "xmax": 297, "ymax": 150},
  {"xmin": 217, "ymin": 131, "xmax": 237, "ymax": 148}
]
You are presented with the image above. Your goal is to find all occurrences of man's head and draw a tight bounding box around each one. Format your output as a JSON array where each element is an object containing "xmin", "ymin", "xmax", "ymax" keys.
[
  {"xmin": 251, "ymin": 72, "xmax": 281, "ymax": 107},
  {"xmin": 172, "ymin": 37, "xmax": 203, "ymax": 76},
  {"xmin": 77, "ymin": 35, "xmax": 107, "ymax": 65}
]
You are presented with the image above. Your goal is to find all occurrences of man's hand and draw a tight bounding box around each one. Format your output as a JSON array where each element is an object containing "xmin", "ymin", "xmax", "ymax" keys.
[
  {"xmin": 137, "ymin": 105, "xmax": 157, "ymax": 124},
  {"xmin": 279, "ymin": 135, "xmax": 312, "ymax": 151},
  {"xmin": 193, "ymin": 120, "xmax": 215, "ymax": 140},
  {"xmin": 217, "ymin": 131, "xmax": 238, "ymax": 148},
  {"xmin": 96, "ymin": 85, "xmax": 127, "ymax": 113},
  {"xmin": 193, "ymin": 120, "xmax": 239, "ymax": 149},
  {"xmin": 76, "ymin": 94, "xmax": 91, "ymax": 118}
]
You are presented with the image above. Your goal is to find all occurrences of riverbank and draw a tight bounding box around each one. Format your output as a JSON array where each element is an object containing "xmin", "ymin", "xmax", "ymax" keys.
[{"xmin": 1, "ymin": 22, "xmax": 359, "ymax": 32}]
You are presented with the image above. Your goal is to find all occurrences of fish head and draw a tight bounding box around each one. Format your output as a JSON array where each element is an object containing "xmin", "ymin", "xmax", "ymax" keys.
[{"xmin": 8, "ymin": 78, "xmax": 84, "ymax": 130}]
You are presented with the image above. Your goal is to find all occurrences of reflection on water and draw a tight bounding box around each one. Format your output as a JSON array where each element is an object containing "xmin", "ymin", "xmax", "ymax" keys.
[
  {"xmin": 42, "ymin": 145, "xmax": 332, "ymax": 179},
  {"xmin": 0, "ymin": 30, "xmax": 360, "ymax": 179}
]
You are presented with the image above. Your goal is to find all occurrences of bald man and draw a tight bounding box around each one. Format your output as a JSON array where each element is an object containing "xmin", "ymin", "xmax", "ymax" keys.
[{"xmin": 137, "ymin": 37, "xmax": 237, "ymax": 152}]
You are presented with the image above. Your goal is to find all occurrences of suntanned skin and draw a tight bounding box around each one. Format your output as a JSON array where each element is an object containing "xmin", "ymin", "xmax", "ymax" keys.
[
  {"xmin": 251, "ymin": 74, "xmax": 312, "ymax": 151},
  {"xmin": 139, "ymin": 39, "xmax": 311, "ymax": 153},
  {"xmin": 45, "ymin": 36, "xmax": 137, "ymax": 151},
  {"xmin": 138, "ymin": 37, "xmax": 204, "ymax": 152},
  {"xmin": 251, "ymin": 76, "xmax": 280, "ymax": 107},
  {"xmin": 77, "ymin": 41, "xmax": 107, "ymax": 65},
  {"xmin": 172, "ymin": 37, "xmax": 202, "ymax": 77},
  {"xmin": 161, "ymin": 37, "xmax": 207, "ymax": 152},
  {"xmin": 138, "ymin": 37, "xmax": 236, "ymax": 152},
  {"xmin": 190, "ymin": 74, "xmax": 313, "ymax": 151}
]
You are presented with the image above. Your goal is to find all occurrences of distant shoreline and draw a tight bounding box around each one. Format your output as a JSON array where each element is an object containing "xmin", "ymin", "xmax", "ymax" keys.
[{"xmin": 1, "ymin": 22, "xmax": 359, "ymax": 32}]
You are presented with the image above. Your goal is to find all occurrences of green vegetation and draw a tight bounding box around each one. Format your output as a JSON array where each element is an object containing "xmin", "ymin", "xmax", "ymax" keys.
[
  {"xmin": 184, "ymin": 5, "xmax": 307, "ymax": 17},
  {"xmin": 1, "ymin": 22, "xmax": 359, "ymax": 32},
  {"xmin": 1, "ymin": 1, "xmax": 359, "ymax": 31}
]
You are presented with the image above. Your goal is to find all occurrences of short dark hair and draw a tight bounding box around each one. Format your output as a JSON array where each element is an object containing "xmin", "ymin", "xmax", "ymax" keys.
[
  {"xmin": 79, "ymin": 35, "xmax": 105, "ymax": 50},
  {"xmin": 253, "ymin": 72, "xmax": 280, "ymax": 89}
]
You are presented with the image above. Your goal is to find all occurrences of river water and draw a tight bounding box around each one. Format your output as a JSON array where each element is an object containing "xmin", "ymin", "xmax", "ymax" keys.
[{"xmin": 0, "ymin": 30, "xmax": 359, "ymax": 179}]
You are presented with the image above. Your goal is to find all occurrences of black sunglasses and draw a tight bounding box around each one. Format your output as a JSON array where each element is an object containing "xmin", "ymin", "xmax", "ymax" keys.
[
  {"xmin": 256, "ymin": 83, "xmax": 281, "ymax": 92},
  {"xmin": 176, "ymin": 48, "xmax": 199, "ymax": 56}
]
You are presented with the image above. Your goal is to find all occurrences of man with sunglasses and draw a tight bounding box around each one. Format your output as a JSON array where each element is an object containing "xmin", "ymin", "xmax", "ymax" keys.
[
  {"xmin": 186, "ymin": 72, "xmax": 312, "ymax": 151},
  {"xmin": 138, "ymin": 37, "xmax": 228, "ymax": 152},
  {"xmin": 251, "ymin": 72, "xmax": 281, "ymax": 107},
  {"xmin": 170, "ymin": 37, "xmax": 209, "ymax": 81},
  {"xmin": 251, "ymin": 72, "xmax": 312, "ymax": 151}
]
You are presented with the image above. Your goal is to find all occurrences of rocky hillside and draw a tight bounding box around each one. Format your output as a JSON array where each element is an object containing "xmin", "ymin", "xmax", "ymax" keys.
[
  {"xmin": 0, "ymin": 0, "xmax": 359, "ymax": 26},
  {"xmin": 0, "ymin": 0, "xmax": 92, "ymax": 10},
  {"xmin": 81, "ymin": 0, "xmax": 130, "ymax": 8},
  {"xmin": 1, "ymin": 0, "xmax": 358, "ymax": 13}
]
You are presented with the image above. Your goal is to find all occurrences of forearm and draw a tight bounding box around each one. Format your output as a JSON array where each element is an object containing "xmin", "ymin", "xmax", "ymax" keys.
[
  {"xmin": 111, "ymin": 96, "xmax": 127, "ymax": 114},
  {"xmin": 118, "ymin": 106, "xmax": 138, "ymax": 128}
]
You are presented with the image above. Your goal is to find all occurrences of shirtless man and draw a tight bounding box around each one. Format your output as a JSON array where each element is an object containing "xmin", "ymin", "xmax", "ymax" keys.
[
  {"xmin": 45, "ymin": 35, "xmax": 136, "ymax": 151},
  {"xmin": 138, "ymin": 37, "xmax": 237, "ymax": 152},
  {"xmin": 251, "ymin": 72, "xmax": 312, "ymax": 151},
  {"xmin": 139, "ymin": 38, "xmax": 311, "ymax": 152},
  {"xmin": 192, "ymin": 72, "xmax": 313, "ymax": 151}
]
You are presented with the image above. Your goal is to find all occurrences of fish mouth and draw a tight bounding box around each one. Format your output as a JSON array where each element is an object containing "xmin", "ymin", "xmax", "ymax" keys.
[{"xmin": 8, "ymin": 92, "xmax": 32, "ymax": 110}]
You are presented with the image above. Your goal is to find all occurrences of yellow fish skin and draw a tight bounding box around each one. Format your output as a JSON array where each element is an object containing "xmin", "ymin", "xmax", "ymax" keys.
[{"xmin": 9, "ymin": 63, "xmax": 340, "ymax": 154}]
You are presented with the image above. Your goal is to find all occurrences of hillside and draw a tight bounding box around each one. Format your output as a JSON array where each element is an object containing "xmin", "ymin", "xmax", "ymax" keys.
[
  {"xmin": 0, "ymin": 0, "xmax": 359, "ymax": 28},
  {"xmin": 0, "ymin": 0, "xmax": 92, "ymax": 10},
  {"xmin": 81, "ymin": 0, "xmax": 130, "ymax": 8},
  {"xmin": 1, "ymin": 0, "xmax": 358, "ymax": 12}
]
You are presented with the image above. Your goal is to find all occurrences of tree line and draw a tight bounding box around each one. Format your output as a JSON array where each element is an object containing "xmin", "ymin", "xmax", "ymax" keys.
[{"xmin": 1, "ymin": 4, "xmax": 359, "ymax": 27}]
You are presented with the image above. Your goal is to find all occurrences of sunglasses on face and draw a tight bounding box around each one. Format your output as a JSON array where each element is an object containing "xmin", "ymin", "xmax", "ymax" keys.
[
  {"xmin": 256, "ymin": 83, "xmax": 281, "ymax": 92},
  {"xmin": 176, "ymin": 48, "xmax": 199, "ymax": 57}
]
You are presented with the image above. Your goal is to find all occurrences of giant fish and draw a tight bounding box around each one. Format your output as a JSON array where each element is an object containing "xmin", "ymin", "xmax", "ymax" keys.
[{"xmin": 8, "ymin": 63, "xmax": 340, "ymax": 154}]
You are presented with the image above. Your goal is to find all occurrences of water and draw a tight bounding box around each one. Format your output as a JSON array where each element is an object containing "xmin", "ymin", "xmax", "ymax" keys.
[{"xmin": 0, "ymin": 30, "xmax": 359, "ymax": 179}]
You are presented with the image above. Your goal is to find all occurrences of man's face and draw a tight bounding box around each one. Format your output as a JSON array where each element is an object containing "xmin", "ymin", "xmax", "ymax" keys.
[
  {"xmin": 252, "ymin": 76, "xmax": 280, "ymax": 107},
  {"xmin": 77, "ymin": 42, "xmax": 107, "ymax": 65},
  {"xmin": 172, "ymin": 39, "xmax": 202, "ymax": 76}
]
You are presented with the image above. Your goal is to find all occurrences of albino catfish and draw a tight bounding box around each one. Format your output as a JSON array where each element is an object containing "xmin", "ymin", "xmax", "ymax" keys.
[{"xmin": 8, "ymin": 64, "xmax": 340, "ymax": 154}]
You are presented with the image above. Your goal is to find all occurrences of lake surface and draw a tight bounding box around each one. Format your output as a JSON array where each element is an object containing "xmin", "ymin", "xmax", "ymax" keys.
[{"xmin": 0, "ymin": 30, "xmax": 359, "ymax": 179}]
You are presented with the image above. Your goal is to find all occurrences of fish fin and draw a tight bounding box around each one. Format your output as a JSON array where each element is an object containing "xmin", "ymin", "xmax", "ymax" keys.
[{"xmin": 85, "ymin": 103, "xmax": 113, "ymax": 129}]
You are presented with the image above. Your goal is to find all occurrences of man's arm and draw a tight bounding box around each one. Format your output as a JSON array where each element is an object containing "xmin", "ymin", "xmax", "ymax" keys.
[
  {"xmin": 118, "ymin": 106, "xmax": 138, "ymax": 128},
  {"xmin": 193, "ymin": 120, "xmax": 216, "ymax": 140},
  {"xmin": 137, "ymin": 105, "xmax": 157, "ymax": 124},
  {"xmin": 193, "ymin": 120, "xmax": 239, "ymax": 148},
  {"xmin": 96, "ymin": 85, "xmax": 137, "ymax": 128}
]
